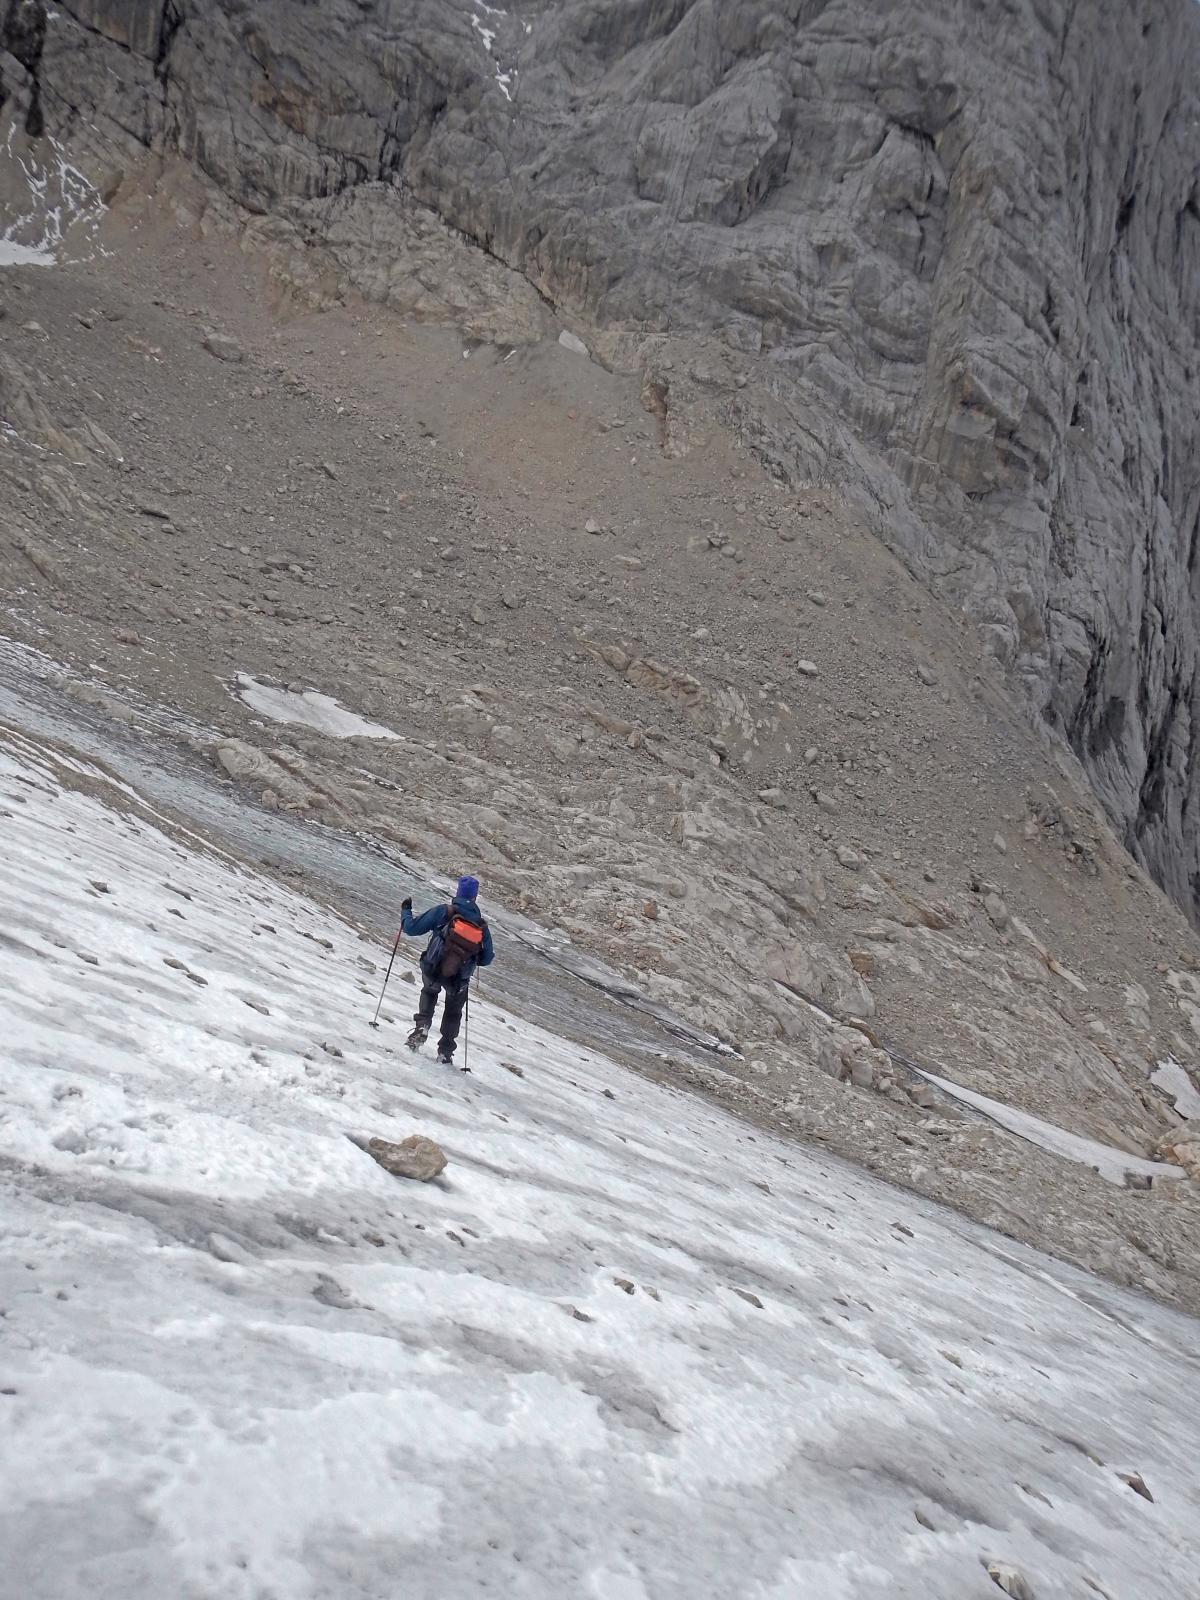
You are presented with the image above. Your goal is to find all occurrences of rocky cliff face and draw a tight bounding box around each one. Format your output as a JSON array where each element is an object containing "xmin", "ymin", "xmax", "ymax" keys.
[{"xmin": 4, "ymin": 0, "xmax": 1200, "ymax": 909}]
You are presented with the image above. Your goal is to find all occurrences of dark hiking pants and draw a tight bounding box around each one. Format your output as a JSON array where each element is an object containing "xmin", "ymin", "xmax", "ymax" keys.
[{"xmin": 415, "ymin": 974, "xmax": 468, "ymax": 1057}]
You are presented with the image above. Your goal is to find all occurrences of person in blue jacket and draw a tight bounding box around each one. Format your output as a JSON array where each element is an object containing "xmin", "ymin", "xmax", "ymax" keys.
[{"xmin": 400, "ymin": 875, "xmax": 494, "ymax": 1064}]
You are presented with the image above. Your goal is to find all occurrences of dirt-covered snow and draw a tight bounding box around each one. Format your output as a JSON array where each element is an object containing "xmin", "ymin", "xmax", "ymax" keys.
[{"xmin": 2, "ymin": 727, "xmax": 1198, "ymax": 1598}]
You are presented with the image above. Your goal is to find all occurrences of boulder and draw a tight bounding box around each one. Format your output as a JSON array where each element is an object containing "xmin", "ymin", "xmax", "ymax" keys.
[{"xmin": 365, "ymin": 1134, "xmax": 448, "ymax": 1182}]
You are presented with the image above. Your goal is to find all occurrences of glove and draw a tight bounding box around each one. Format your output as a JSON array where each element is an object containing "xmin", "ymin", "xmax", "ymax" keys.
[{"xmin": 401, "ymin": 897, "xmax": 413, "ymax": 913}]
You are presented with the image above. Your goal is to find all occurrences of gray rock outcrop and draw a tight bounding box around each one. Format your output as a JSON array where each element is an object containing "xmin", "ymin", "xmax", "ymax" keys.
[{"xmin": 3, "ymin": 0, "xmax": 1200, "ymax": 911}]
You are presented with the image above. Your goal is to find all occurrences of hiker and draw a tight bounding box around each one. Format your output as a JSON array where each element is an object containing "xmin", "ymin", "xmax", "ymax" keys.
[{"xmin": 400, "ymin": 875, "xmax": 494, "ymax": 1064}]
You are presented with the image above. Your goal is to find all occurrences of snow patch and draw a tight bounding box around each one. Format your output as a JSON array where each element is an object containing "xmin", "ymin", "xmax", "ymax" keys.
[
  {"xmin": 234, "ymin": 673, "xmax": 399, "ymax": 741},
  {"xmin": 0, "ymin": 123, "xmax": 108, "ymax": 267},
  {"xmin": 917, "ymin": 1070, "xmax": 1184, "ymax": 1184},
  {"xmin": 0, "ymin": 238, "xmax": 54, "ymax": 268},
  {"xmin": 470, "ymin": 14, "xmax": 497, "ymax": 50},
  {"xmin": 468, "ymin": 0, "xmax": 518, "ymax": 100},
  {"xmin": 1152, "ymin": 1057, "xmax": 1200, "ymax": 1120}
]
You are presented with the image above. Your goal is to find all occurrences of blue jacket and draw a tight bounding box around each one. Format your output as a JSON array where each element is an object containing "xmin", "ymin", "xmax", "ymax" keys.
[{"xmin": 401, "ymin": 895, "xmax": 494, "ymax": 981}]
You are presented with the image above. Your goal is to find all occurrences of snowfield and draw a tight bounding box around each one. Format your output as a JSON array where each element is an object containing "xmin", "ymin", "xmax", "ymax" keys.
[{"xmin": 1, "ymin": 725, "xmax": 1198, "ymax": 1600}]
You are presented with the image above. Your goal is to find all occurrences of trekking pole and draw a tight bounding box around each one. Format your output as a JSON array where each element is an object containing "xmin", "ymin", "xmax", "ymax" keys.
[
  {"xmin": 369, "ymin": 932, "xmax": 401, "ymax": 1029},
  {"xmin": 463, "ymin": 987, "xmax": 470, "ymax": 1072}
]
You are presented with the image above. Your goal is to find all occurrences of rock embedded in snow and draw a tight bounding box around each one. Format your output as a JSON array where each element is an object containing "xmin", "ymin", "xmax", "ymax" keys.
[
  {"xmin": 985, "ymin": 1562, "xmax": 1035, "ymax": 1600},
  {"xmin": 1117, "ymin": 1470, "xmax": 1153, "ymax": 1501},
  {"xmin": 365, "ymin": 1134, "xmax": 448, "ymax": 1181}
]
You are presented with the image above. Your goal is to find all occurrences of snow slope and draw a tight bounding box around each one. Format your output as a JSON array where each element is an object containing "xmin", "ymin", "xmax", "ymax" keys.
[{"xmin": 1, "ymin": 725, "xmax": 1198, "ymax": 1600}]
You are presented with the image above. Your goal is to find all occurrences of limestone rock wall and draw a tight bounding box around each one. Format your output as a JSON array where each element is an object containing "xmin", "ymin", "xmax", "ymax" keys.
[{"xmin": 4, "ymin": 0, "xmax": 1200, "ymax": 910}]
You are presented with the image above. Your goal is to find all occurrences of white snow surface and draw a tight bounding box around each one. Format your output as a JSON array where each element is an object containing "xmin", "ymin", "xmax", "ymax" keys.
[
  {"xmin": 1151, "ymin": 1057, "xmax": 1200, "ymax": 1121},
  {"xmin": 2, "ymin": 728, "xmax": 1199, "ymax": 1598},
  {"xmin": 235, "ymin": 672, "xmax": 399, "ymax": 740},
  {"xmin": 0, "ymin": 238, "xmax": 55, "ymax": 267}
]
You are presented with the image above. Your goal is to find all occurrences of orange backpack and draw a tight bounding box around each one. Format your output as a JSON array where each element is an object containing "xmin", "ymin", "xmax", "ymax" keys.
[{"xmin": 438, "ymin": 909, "xmax": 485, "ymax": 979}]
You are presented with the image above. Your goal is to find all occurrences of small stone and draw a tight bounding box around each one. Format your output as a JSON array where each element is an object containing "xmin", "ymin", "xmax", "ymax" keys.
[
  {"xmin": 202, "ymin": 330, "xmax": 244, "ymax": 363},
  {"xmin": 320, "ymin": 460, "xmax": 340, "ymax": 480},
  {"xmin": 806, "ymin": 590, "xmax": 827, "ymax": 606},
  {"xmin": 993, "ymin": 832, "xmax": 1009, "ymax": 854},
  {"xmin": 848, "ymin": 1057, "xmax": 875, "ymax": 1089},
  {"xmin": 804, "ymin": 746, "xmax": 819, "ymax": 763},
  {"xmin": 836, "ymin": 845, "xmax": 864, "ymax": 868},
  {"xmin": 758, "ymin": 787, "xmax": 785, "ymax": 807},
  {"xmin": 916, "ymin": 664, "xmax": 937, "ymax": 686},
  {"xmin": 642, "ymin": 898, "xmax": 660, "ymax": 921},
  {"xmin": 733, "ymin": 1288, "xmax": 764, "ymax": 1309},
  {"xmin": 796, "ymin": 659, "xmax": 819, "ymax": 676},
  {"xmin": 565, "ymin": 1304, "xmax": 595, "ymax": 1322},
  {"xmin": 848, "ymin": 949, "xmax": 875, "ymax": 976},
  {"xmin": 984, "ymin": 891, "xmax": 1011, "ymax": 931},
  {"xmin": 585, "ymin": 518, "xmax": 603, "ymax": 535},
  {"xmin": 613, "ymin": 1277, "xmax": 636, "ymax": 1294},
  {"xmin": 502, "ymin": 1062, "xmax": 524, "ymax": 1077},
  {"xmin": 365, "ymin": 1134, "xmax": 448, "ymax": 1181},
  {"xmin": 501, "ymin": 589, "xmax": 519, "ymax": 610},
  {"xmin": 113, "ymin": 627, "xmax": 143, "ymax": 646},
  {"xmin": 89, "ymin": 880, "xmax": 110, "ymax": 894}
]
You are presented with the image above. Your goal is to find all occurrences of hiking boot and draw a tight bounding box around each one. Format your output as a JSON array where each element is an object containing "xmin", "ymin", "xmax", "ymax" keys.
[
  {"xmin": 436, "ymin": 1043, "xmax": 454, "ymax": 1066},
  {"xmin": 406, "ymin": 1024, "xmax": 429, "ymax": 1052}
]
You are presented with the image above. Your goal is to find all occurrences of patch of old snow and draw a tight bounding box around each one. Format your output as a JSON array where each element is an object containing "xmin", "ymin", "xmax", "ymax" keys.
[
  {"xmin": 234, "ymin": 673, "xmax": 399, "ymax": 741},
  {"xmin": 1152, "ymin": 1057, "xmax": 1200, "ymax": 1120},
  {"xmin": 559, "ymin": 329, "xmax": 590, "ymax": 357},
  {"xmin": 917, "ymin": 1070, "xmax": 1185, "ymax": 1185},
  {"xmin": 1, "ymin": 123, "xmax": 108, "ymax": 265},
  {"xmin": 470, "ymin": 14, "xmax": 496, "ymax": 50},
  {"xmin": 0, "ymin": 238, "xmax": 55, "ymax": 268}
]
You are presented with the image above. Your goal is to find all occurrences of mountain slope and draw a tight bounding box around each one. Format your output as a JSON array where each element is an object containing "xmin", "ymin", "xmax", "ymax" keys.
[
  {"xmin": 2, "ymin": 723, "xmax": 1199, "ymax": 1599},
  {"xmin": 4, "ymin": 0, "xmax": 1200, "ymax": 918}
]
